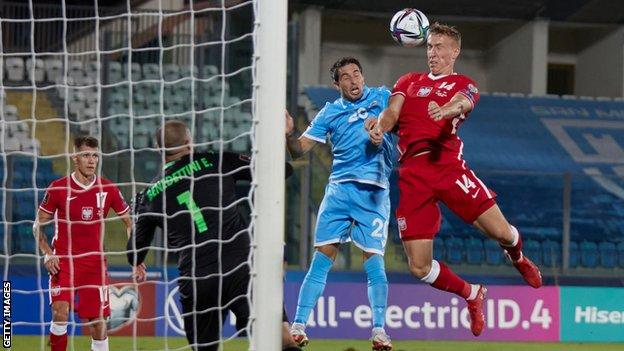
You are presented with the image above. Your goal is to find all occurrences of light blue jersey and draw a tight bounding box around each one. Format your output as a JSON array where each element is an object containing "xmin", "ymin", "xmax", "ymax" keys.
[
  {"xmin": 303, "ymin": 86, "xmax": 395, "ymax": 254},
  {"xmin": 303, "ymin": 86, "xmax": 395, "ymax": 189}
]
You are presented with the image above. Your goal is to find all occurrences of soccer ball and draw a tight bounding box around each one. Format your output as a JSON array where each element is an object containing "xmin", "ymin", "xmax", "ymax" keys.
[{"xmin": 390, "ymin": 8, "xmax": 430, "ymax": 47}]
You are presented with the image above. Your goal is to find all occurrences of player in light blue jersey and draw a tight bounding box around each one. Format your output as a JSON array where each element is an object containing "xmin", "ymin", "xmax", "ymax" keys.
[{"xmin": 285, "ymin": 57, "xmax": 394, "ymax": 351}]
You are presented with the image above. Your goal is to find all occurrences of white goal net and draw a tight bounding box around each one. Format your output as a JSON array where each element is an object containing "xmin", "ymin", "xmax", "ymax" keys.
[{"xmin": 1, "ymin": 0, "xmax": 286, "ymax": 350}]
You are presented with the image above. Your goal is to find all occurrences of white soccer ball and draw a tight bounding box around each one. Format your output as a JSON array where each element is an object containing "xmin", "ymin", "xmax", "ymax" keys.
[{"xmin": 390, "ymin": 8, "xmax": 430, "ymax": 47}]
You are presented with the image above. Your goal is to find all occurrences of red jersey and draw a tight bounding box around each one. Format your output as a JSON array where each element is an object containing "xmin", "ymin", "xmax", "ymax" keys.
[
  {"xmin": 391, "ymin": 72, "xmax": 480, "ymax": 162},
  {"xmin": 39, "ymin": 173, "xmax": 129, "ymax": 261}
]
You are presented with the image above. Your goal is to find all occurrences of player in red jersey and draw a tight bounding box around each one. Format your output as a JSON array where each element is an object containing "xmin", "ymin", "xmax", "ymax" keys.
[
  {"xmin": 33, "ymin": 136, "xmax": 144, "ymax": 351},
  {"xmin": 368, "ymin": 23, "xmax": 542, "ymax": 337}
]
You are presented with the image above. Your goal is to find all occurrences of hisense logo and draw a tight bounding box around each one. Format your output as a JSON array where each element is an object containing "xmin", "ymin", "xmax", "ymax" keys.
[{"xmin": 574, "ymin": 306, "xmax": 624, "ymax": 324}]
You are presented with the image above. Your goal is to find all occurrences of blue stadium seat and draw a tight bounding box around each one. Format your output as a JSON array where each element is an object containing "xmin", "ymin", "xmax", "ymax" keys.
[
  {"xmin": 464, "ymin": 237, "xmax": 484, "ymax": 264},
  {"xmin": 523, "ymin": 240, "xmax": 542, "ymax": 266},
  {"xmin": 569, "ymin": 241, "xmax": 579, "ymax": 268},
  {"xmin": 304, "ymin": 87, "xmax": 339, "ymax": 110},
  {"xmin": 580, "ymin": 241, "xmax": 599, "ymax": 268},
  {"xmin": 433, "ymin": 237, "xmax": 446, "ymax": 262},
  {"xmin": 12, "ymin": 192, "xmax": 37, "ymax": 221},
  {"xmin": 13, "ymin": 224, "xmax": 35, "ymax": 253},
  {"xmin": 541, "ymin": 240, "xmax": 561, "ymax": 267},
  {"xmin": 445, "ymin": 237, "xmax": 464, "ymax": 264},
  {"xmin": 598, "ymin": 241, "xmax": 616, "ymax": 268},
  {"xmin": 618, "ymin": 242, "xmax": 624, "ymax": 268},
  {"xmin": 484, "ymin": 239, "xmax": 504, "ymax": 265}
]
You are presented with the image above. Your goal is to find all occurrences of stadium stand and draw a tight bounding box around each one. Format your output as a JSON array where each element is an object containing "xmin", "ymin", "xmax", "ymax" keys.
[
  {"xmin": 3, "ymin": 57, "xmax": 251, "ymax": 153},
  {"xmin": 303, "ymin": 87, "xmax": 624, "ymax": 269}
]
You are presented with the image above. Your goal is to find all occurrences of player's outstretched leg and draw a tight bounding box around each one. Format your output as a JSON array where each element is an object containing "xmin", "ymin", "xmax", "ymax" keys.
[
  {"xmin": 500, "ymin": 225, "xmax": 542, "ymax": 288},
  {"xmin": 418, "ymin": 259, "xmax": 486, "ymax": 336},
  {"xmin": 291, "ymin": 250, "xmax": 334, "ymax": 347},
  {"xmin": 364, "ymin": 254, "xmax": 391, "ymax": 350}
]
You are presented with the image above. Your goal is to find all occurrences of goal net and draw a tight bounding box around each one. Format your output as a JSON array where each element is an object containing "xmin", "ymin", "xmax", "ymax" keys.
[{"xmin": 1, "ymin": 0, "xmax": 286, "ymax": 350}]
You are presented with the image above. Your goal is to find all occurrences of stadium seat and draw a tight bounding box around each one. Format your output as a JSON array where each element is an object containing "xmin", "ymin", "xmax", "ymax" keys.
[
  {"xmin": 142, "ymin": 63, "xmax": 160, "ymax": 80},
  {"xmin": 123, "ymin": 62, "xmax": 142, "ymax": 81},
  {"xmin": 523, "ymin": 239, "xmax": 542, "ymax": 265},
  {"xmin": 26, "ymin": 58, "xmax": 45, "ymax": 83},
  {"xmin": 15, "ymin": 224, "xmax": 36, "ymax": 253},
  {"xmin": 541, "ymin": 239, "xmax": 561, "ymax": 267},
  {"xmin": 7, "ymin": 121, "xmax": 28, "ymax": 136},
  {"xmin": 84, "ymin": 89, "xmax": 99, "ymax": 106},
  {"xmin": 464, "ymin": 237, "xmax": 484, "ymax": 264},
  {"xmin": 445, "ymin": 237, "xmax": 464, "ymax": 264},
  {"xmin": 21, "ymin": 138, "xmax": 40, "ymax": 153},
  {"xmin": 163, "ymin": 64, "xmax": 181, "ymax": 81},
  {"xmin": 81, "ymin": 106, "xmax": 97, "ymax": 121},
  {"xmin": 108, "ymin": 99, "xmax": 130, "ymax": 116},
  {"xmin": 598, "ymin": 241, "xmax": 616, "ymax": 268},
  {"xmin": 433, "ymin": 237, "xmax": 446, "ymax": 262},
  {"xmin": 212, "ymin": 82, "xmax": 230, "ymax": 98},
  {"xmin": 107, "ymin": 61, "xmax": 123, "ymax": 83},
  {"xmin": 230, "ymin": 137, "xmax": 249, "ymax": 152},
  {"xmin": 85, "ymin": 61, "xmax": 99, "ymax": 82},
  {"xmin": 569, "ymin": 241, "xmax": 580, "ymax": 268},
  {"xmin": 133, "ymin": 93, "xmax": 146, "ymax": 106},
  {"xmin": 580, "ymin": 241, "xmax": 599, "ymax": 268},
  {"xmin": 135, "ymin": 82, "xmax": 159, "ymax": 99},
  {"xmin": 179, "ymin": 65, "xmax": 197, "ymax": 78},
  {"xmin": 5, "ymin": 57, "xmax": 24, "ymax": 81},
  {"xmin": 202, "ymin": 65, "xmax": 218, "ymax": 78},
  {"xmin": 617, "ymin": 242, "xmax": 624, "ymax": 268},
  {"xmin": 110, "ymin": 84, "xmax": 130, "ymax": 101},
  {"xmin": 68, "ymin": 60, "xmax": 86, "ymax": 85},
  {"xmin": 4, "ymin": 105, "xmax": 18, "ymax": 121},
  {"xmin": 133, "ymin": 119, "xmax": 153, "ymax": 135},
  {"xmin": 4, "ymin": 137, "xmax": 20, "ymax": 151},
  {"xmin": 133, "ymin": 133, "xmax": 150, "ymax": 149},
  {"xmin": 484, "ymin": 239, "xmax": 504, "ymax": 265},
  {"xmin": 169, "ymin": 80, "xmax": 192, "ymax": 97},
  {"xmin": 69, "ymin": 100, "xmax": 86, "ymax": 117},
  {"xmin": 166, "ymin": 95, "xmax": 186, "ymax": 114},
  {"xmin": 45, "ymin": 58, "xmax": 64, "ymax": 83}
]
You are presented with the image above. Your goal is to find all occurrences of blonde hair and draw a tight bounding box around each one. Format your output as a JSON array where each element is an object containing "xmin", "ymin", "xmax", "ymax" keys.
[{"xmin": 429, "ymin": 22, "xmax": 461, "ymax": 48}]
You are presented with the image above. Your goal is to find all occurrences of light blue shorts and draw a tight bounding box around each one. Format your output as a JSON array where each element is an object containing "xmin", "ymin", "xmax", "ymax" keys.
[{"xmin": 314, "ymin": 182, "xmax": 390, "ymax": 255}]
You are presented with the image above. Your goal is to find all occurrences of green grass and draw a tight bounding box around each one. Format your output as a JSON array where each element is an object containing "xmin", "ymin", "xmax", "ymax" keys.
[{"xmin": 8, "ymin": 336, "xmax": 624, "ymax": 351}]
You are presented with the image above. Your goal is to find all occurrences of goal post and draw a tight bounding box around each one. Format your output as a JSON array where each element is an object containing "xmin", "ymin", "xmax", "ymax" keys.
[{"xmin": 252, "ymin": 0, "xmax": 288, "ymax": 350}]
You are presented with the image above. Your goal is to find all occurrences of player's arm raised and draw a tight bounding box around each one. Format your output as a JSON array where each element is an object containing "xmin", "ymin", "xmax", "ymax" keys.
[
  {"xmin": 428, "ymin": 92, "xmax": 472, "ymax": 121},
  {"xmin": 285, "ymin": 109, "xmax": 317, "ymax": 159},
  {"xmin": 33, "ymin": 209, "xmax": 59, "ymax": 275},
  {"xmin": 368, "ymin": 94, "xmax": 405, "ymax": 146}
]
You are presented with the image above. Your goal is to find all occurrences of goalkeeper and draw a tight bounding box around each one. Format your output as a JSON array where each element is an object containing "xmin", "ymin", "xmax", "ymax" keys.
[{"xmin": 128, "ymin": 120, "xmax": 300, "ymax": 351}]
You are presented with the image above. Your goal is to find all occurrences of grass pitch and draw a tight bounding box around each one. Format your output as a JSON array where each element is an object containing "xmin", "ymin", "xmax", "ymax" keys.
[{"xmin": 8, "ymin": 336, "xmax": 624, "ymax": 351}]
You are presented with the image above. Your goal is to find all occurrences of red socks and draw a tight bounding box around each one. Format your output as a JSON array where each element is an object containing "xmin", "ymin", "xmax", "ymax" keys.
[
  {"xmin": 501, "ymin": 225, "xmax": 523, "ymax": 261},
  {"xmin": 50, "ymin": 332, "xmax": 68, "ymax": 351},
  {"xmin": 430, "ymin": 261, "xmax": 471, "ymax": 299}
]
